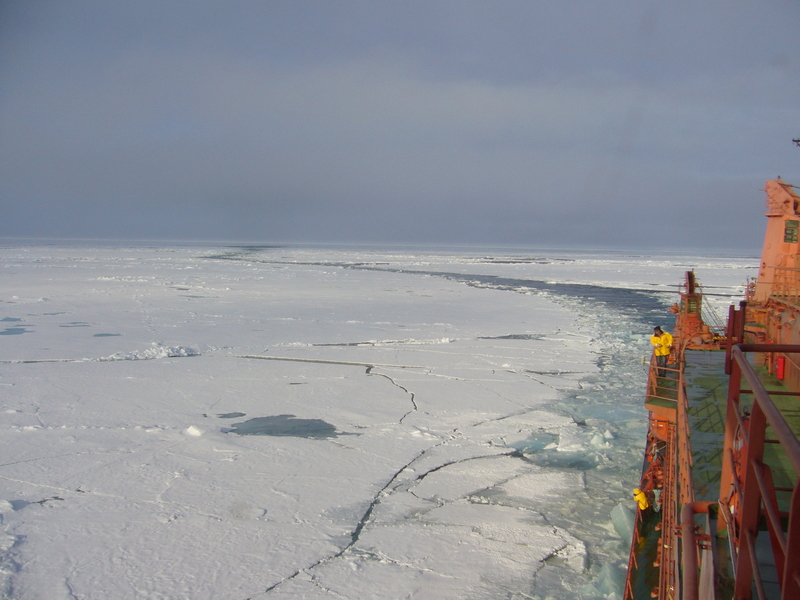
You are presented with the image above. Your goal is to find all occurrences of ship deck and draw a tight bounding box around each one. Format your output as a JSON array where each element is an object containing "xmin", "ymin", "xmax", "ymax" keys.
[{"xmin": 682, "ymin": 349, "xmax": 800, "ymax": 599}]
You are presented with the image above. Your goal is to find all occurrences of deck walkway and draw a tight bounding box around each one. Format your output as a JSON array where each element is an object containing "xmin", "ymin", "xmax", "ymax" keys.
[{"xmin": 683, "ymin": 350, "xmax": 729, "ymax": 502}]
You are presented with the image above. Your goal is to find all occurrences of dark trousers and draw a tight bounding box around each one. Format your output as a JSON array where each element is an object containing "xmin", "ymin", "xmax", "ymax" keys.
[{"xmin": 656, "ymin": 354, "xmax": 668, "ymax": 377}]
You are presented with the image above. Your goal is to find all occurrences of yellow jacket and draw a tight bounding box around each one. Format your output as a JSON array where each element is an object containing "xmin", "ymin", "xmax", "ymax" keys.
[
  {"xmin": 650, "ymin": 331, "xmax": 673, "ymax": 357},
  {"xmin": 633, "ymin": 488, "xmax": 649, "ymax": 511}
]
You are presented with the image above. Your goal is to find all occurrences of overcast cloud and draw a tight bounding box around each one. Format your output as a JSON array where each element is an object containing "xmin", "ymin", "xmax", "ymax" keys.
[{"xmin": 1, "ymin": 1, "xmax": 798, "ymax": 250}]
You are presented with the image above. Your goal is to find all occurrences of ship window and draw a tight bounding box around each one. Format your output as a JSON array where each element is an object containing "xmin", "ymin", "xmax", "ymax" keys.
[{"xmin": 785, "ymin": 220, "xmax": 799, "ymax": 243}]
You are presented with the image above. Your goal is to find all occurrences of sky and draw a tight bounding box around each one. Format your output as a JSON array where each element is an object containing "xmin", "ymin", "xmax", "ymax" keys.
[{"xmin": 1, "ymin": 0, "xmax": 798, "ymax": 250}]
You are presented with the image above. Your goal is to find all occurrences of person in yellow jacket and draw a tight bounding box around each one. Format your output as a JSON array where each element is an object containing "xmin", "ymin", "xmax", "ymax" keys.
[
  {"xmin": 633, "ymin": 488, "xmax": 649, "ymax": 511},
  {"xmin": 650, "ymin": 326, "xmax": 673, "ymax": 377}
]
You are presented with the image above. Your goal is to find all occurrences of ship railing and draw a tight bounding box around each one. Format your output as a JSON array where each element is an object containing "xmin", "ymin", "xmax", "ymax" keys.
[
  {"xmin": 717, "ymin": 344, "xmax": 800, "ymax": 600},
  {"xmin": 623, "ymin": 496, "xmax": 644, "ymax": 600},
  {"xmin": 771, "ymin": 267, "xmax": 800, "ymax": 306},
  {"xmin": 673, "ymin": 343, "xmax": 694, "ymax": 600},
  {"xmin": 646, "ymin": 356, "xmax": 681, "ymax": 403},
  {"xmin": 624, "ymin": 354, "xmax": 686, "ymax": 600},
  {"xmin": 662, "ymin": 417, "xmax": 680, "ymax": 600},
  {"xmin": 676, "ymin": 344, "xmax": 694, "ymax": 507},
  {"xmin": 624, "ymin": 354, "xmax": 679, "ymax": 600}
]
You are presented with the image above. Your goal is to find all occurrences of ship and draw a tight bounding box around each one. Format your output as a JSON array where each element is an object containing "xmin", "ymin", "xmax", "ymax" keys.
[{"xmin": 623, "ymin": 177, "xmax": 800, "ymax": 600}]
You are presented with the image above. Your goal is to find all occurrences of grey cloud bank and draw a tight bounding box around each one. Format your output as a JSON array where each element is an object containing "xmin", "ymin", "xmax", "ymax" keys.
[{"xmin": 1, "ymin": 1, "xmax": 798, "ymax": 250}]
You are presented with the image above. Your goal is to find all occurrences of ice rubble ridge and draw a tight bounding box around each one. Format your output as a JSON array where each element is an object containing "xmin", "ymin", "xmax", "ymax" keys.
[{"xmin": 100, "ymin": 343, "xmax": 201, "ymax": 361}]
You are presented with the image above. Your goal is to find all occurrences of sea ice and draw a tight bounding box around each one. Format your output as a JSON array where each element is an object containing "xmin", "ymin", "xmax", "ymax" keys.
[{"xmin": 0, "ymin": 243, "xmax": 755, "ymax": 599}]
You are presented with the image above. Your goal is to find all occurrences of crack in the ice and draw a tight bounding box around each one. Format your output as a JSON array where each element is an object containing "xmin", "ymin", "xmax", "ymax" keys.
[
  {"xmin": 510, "ymin": 370, "xmax": 561, "ymax": 390},
  {"xmin": 244, "ymin": 442, "xmax": 445, "ymax": 598},
  {"xmin": 238, "ymin": 356, "xmax": 424, "ymax": 424},
  {"xmin": 235, "ymin": 355, "xmax": 424, "ymax": 369},
  {"xmin": 246, "ymin": 442, "xmax": 522, "ymax": 598},
  {"xmin": 246, "ymin": 432, "xmax": 522, "ymax": 597},
  {"xmin": 346, "ymin": 456, "xmax": 426, "ymax": 547},
  {"xmin": 463, "ymin": 406, "xmax": 540, "ymax": 430},
  {"xmin": 366, "ymin": 367, "xmax": 419, "ymax": 421},
  {"xmin": 347, "ymin": 449, "xmax": 521, "ymax": 547},
  {"xmin": 405, "ymin": 451, "xmax": 522, "ymax": 497},
  {"xmin": 539, "ymin": 541, "xmax": 570, "ymax": 564},
  {"xmin": 63, "ymin": 578, "xmax": 80, "ymax": 600}
]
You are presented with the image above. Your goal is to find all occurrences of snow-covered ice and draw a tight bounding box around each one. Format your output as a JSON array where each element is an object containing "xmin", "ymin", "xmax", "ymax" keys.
[{"xmin": 0, "ymin": 243, "xmax": 757, "ymax": 599}]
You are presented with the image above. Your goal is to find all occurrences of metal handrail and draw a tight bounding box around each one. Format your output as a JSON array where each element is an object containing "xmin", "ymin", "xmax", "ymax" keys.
[
  {"xmin": 623, "ymin": 498, "xmax": 644, "ymax": 600},
  {"xmin": 732, "ymin": 345, "xmax": 800, "ymax": 474},
  {"xmin": 624, "ymin": 354, "xmax": 681, "ymax": 600},
  {"xmin": 676, "ymin": 352, "xmax": 693, "ymax": 506},
  {"xmin": 659, "ymin": 420, "xmax": 678, "ymax": 600},
  {"xmin": 675, "ymin": 341, "xmax": 701, "ymax": 600},
  {"xmin": 647, "ymin": 363, "xmax": 680, "ymax": 399},
  {"xmin": 722, "ymin": 344, "xmax": 800, "ymax": 600}
]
